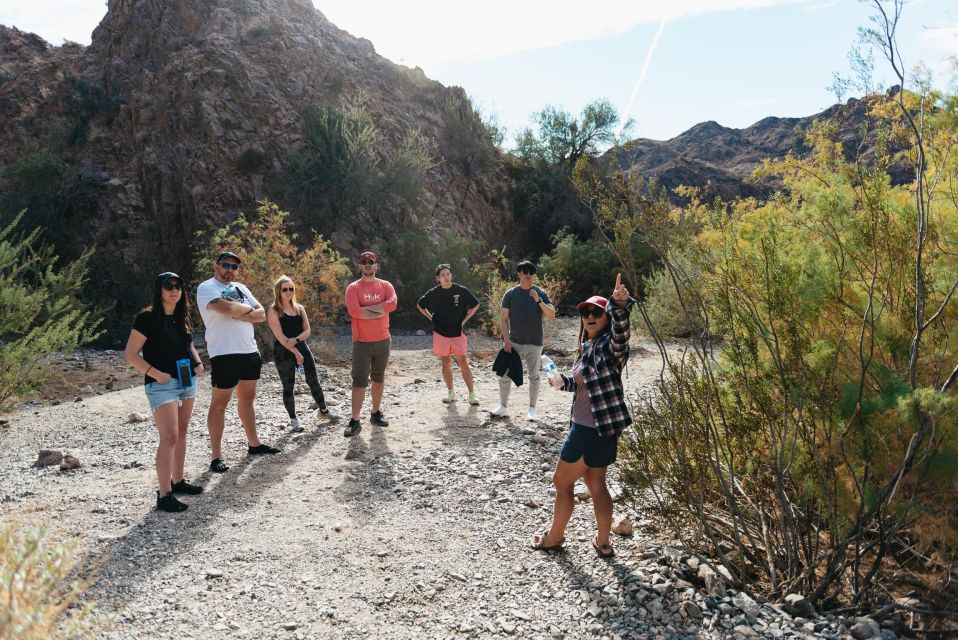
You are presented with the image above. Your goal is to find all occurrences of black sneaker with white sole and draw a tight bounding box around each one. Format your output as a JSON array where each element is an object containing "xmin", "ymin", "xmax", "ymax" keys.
[
  {"xmin": 343, "ymin": 419, "xmax": 362, "ymax": 437},
  {"xmin": 370, "ymin": 410, "xmax": 389, "ymax": 426}
]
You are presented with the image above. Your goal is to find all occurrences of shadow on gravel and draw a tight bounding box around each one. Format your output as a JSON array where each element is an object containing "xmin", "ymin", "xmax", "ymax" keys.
[
  {"xmin": 87, "ymin": 422, "xmax": 328, "ymax": 604},
  {"xmin": 331, "ymin": 420, "xmax": 397, "ymax": 521},
  {"xmin": 541, "ymin": 551, "xmax": 658, "ymax": 637},
  {"xmin": 437, "ymin": 402, "xmax": 490, "ymax": 447}
]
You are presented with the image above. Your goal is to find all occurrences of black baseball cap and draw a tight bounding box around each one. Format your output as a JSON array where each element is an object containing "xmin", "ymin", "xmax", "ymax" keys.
[
  {"xmin": 216, "ymin": 251, "xmax": 241, "ymax": 264},
  {"xmin": 155, "ymin": 272, "xmax": 183, "ymax": 289}
]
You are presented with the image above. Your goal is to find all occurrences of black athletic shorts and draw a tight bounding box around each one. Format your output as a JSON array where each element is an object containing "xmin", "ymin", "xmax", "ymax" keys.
[{"xmin": 210, "ymin": 352, "xmax": 262, "ymax": 389}]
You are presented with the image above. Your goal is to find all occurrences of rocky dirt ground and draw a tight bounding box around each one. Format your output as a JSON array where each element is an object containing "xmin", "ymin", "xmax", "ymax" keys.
[{"xmin": 1, "ymin": 319, "xmax": 901, "ymax": 640}]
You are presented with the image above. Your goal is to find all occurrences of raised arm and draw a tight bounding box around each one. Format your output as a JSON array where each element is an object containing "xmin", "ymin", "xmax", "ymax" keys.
[{"xmin": 607, "ymin": 273, "xmax": 634, "ymax": 365}]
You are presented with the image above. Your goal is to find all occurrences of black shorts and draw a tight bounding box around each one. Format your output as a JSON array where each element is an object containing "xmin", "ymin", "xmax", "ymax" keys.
[
  {"xmin": 210, "ymin": 352, "xmax": 262, "ymax": 389},
  {"xmin": 559, "ymin": 421, "xmax": 618, "ymax": 468}
]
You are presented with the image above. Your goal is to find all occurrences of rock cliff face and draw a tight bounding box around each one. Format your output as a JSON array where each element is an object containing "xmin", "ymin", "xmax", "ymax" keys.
[
  {"xmin": 610, "ymin": 93, "xmax": 909, "ymax": 202},
  {"xmin": 0, "ymin": 0, "xmax": 510, "ymax": 285}
]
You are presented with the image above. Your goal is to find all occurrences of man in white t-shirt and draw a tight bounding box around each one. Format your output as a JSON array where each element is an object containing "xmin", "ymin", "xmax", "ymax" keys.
[{"xmin": 196, "ymin": 251, "xmax": 279, "ymax": 473}]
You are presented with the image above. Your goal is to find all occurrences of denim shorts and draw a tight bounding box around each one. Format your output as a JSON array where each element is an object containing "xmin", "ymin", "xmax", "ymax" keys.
[
  {"xmin": 559, "ymin": 421, "xmax": 618, "ymax": 468},
  {"xmin": 144, "ymin": 379, "xmax": 198, "ymax": 411}
]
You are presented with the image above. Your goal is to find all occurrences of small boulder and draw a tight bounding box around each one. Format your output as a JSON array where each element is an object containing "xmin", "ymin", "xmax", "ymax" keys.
[
  {"xmin": 59, "ymin": 454, "xmax": 81, "ymax": 471},
  {"xmin": 611, "ymin": 514, "xmax": 633, "ymax": 537},
  {"xmin": 128, "ymin": 412, "xmax": 150, "ymax": 423},
  {"xmin": 698, "ymin": 563, "xmax": 726, "ymax": 596},
  {"xmin": 782, "ymin": 593, "xmax": 815, "ymax": 617},
  {"xmin": 733, "ymin": 591, "xmax": 760, "ymax": 619},
  {"xmin": 35, "ymin": 449, "xmax": 63, "ymax": 468},
  {"xmin": 79, "ymin": 385, "xmax": 95, "ymax": 395}
]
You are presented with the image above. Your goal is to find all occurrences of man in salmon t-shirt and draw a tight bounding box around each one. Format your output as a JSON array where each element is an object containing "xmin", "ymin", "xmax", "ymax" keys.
[{"xmin": 343, "ymin": 251, "xmax": 398, "ymax": 437}]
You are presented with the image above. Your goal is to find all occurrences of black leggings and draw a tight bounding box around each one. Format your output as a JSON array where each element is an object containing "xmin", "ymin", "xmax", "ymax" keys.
[{"xmin": 274, "ymin": 342, "xmax": 327, "ymax": 419}]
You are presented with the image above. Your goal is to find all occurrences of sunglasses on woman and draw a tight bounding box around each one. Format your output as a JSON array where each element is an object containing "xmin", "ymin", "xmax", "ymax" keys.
[
  {"xmin": 282, "ymin": 287, "xmax": 295, "ymax": 292},
  {"xmin": 579, "ymin": 306, "xmax": 605, "ymax": 319},
  {"xmin": 162, "ymin": 281, "xmax": 183, "ymax": 291}
]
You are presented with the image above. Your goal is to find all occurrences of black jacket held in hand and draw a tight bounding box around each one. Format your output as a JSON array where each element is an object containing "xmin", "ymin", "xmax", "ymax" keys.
[{"xmin": 492, "ymin": 348, "xmax": 524, "ymax": 387}]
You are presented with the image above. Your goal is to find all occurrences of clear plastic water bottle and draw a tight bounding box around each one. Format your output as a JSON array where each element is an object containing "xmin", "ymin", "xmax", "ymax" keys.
[
  {"xmin": 297, "ymin": 364, "xmax": 305, "ymax": 375},
  {"xmin": 540, "ymin": 354, "xmax": 559, "ymax": 384}
]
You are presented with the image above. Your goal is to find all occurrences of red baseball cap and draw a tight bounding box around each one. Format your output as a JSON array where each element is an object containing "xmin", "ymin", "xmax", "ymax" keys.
[
  {"xmin": 576, "ymin": 295, "xmax": 609, "ymax": 311},
  {"xmin": 358, "ymin": 251, "xmax": 377, "ymax": 262}
]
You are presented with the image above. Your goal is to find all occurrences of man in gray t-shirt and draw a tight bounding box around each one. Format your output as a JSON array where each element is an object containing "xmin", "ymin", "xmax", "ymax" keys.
[{"xmin": 490, "ymin": 260, "xmax": 555, "ymax": 421}]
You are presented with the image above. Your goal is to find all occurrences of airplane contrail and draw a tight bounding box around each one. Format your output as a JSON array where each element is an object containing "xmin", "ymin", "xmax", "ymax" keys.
[{"xmin": 618, "ymin": 17, "xmax": 668, "ymax": 138}]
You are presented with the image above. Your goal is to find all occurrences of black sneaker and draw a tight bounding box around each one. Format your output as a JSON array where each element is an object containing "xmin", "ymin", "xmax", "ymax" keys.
[
  {"xmin": 343, "ymin": 419, "xmax": 362, "ymax": 437},
  {"xmin": 370, "ymin": 410, "xmax": 389, "ymax": 427},
  {"xmin": 156, "ymin": 491, "xmax": 188, "ymax": 513},
  {"xmin": 210, "ymin": 458, "xmax": 229, "ymax": 473},
  {"xmin": 171, "ymin": 479, "xmax": 204, "ymax": 495},
  {"xmin": 248, "ymin": 443, "xmax": 280, "ymax": 455}
]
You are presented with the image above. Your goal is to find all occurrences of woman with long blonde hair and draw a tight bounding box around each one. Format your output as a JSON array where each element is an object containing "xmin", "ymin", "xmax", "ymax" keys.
[{"xmin": 267, "ymin": 275, "xmax": 335, "ymax": 431}]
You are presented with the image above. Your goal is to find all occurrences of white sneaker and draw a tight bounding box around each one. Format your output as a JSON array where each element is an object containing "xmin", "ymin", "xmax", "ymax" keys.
[
  {"xmin": 527, "ymin": 407, "xmax": 538, "ymax": 422},
  {"xmin": 468, "ymin": 392, "xmax": 480, "ymax": 406},
  {"xmin": 442, "ymin": 390, "xmax": 455, "ymax": 403},
  {"xmin": 290, "ymin": 418, "xmax": 304, "ymax": 433},
  {"xmin": 489, "ymin": 404, "xmax": 509, "ymax": 417}
]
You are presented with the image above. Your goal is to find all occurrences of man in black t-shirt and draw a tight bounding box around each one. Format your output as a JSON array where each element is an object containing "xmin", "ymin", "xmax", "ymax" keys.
[{"xmin": 417, "ymin": 264, "xmax": 481, "ymax": 405}]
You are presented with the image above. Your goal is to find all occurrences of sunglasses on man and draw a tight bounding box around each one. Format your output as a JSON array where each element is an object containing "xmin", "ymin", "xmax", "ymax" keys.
[
  {"xmin": 518, "ymin": 268, "xmax": 535, "ymax": 275},
  {"xmin": 162, "ymin": 281, "xmax": 184, "ymax": 291},
  {"xmin": 579, "ymin": 306, "xmax": 605, "ymax": 319},
  {"xmin": 220, "ymin": 261, "xmax": 240, "ymax": 271},
  {"xmin": 359, "ymin": 260, "xmax": 376, "ymax": 266}
]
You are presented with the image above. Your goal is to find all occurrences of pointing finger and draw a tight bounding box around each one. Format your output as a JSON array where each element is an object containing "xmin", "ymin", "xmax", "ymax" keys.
[{"xmin": 615, "ymin": 273, "xmax": 622, "ymax": 289}]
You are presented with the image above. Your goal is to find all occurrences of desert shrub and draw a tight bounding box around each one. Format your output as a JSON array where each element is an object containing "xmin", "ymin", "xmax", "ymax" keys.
[
  {"xmin": 639, "ymin": 252, "xmax": 704, "ymax": 338},
  {"xmin": 276, "ymin": 95, "xmax": 437, "ymax": 234},
  {"xmin": 380, "ymin": 228, "xmax": 484, "ymax": 326},
  {"xmin": 0, "ymin": 67, "xmax": 13, "ymax": 88},
  {"xmin": 539, "ymin": 230, "xmax": 657, "ymax": 306},
  {"xmin": 601, "ymin": 80, "xmax": 958, "ymax": 622},
  {"xmin": 0, "ymin": 211, "xmax": 101, "ymax": 410},
  {"xmin": 0, "ymin": 139, "xmax": 99, "ymax": 258},
  {"xmin": 442, "ymin": 91, "xmax": 502, "ymax": 177},
  {"xmin": 195, "ymin": 200, "xmax": 351, "ymax": 358},
  {"xmin": 62, "ymin": 76, "xmax": 125, "ymax": 145},
  {"xmin": 0, "ymin": 523, "xmax": 93, "ymax": 639}
]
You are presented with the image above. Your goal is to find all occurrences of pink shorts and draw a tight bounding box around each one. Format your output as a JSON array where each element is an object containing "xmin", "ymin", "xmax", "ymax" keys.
[{"xmin": 432, "ymin": 332, "xmax": 468, "ymax": 357}]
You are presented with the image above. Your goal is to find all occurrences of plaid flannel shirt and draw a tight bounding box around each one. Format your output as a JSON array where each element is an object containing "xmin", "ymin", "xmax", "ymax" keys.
[{"xmin": 559, "ymin": 296, "xmax": 634, "ymax": 438}]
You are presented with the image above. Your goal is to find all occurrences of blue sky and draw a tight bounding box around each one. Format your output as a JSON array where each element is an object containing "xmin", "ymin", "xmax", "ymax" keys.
[{"xmin": 2, "ymin": 1, "xmax": 956, "ymax": 142}]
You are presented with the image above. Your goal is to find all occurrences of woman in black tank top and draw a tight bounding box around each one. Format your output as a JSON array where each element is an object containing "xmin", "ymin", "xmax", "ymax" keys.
[{"xmin": 267, "ymin": 275, "xmax": 336, "ymax": 430}]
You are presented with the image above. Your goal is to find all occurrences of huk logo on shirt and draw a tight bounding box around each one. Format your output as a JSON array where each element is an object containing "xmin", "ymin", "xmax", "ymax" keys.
[{"xmin": 362, "ymin": 292, "xmax": 383, "ymax": 303}]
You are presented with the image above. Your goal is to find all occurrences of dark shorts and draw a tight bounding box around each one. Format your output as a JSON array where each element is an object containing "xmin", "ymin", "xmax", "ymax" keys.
[
  {"xmin": 351, "ymin": 338, "xmax": 390, "ymax": 387},
  {"xmin": 210, "ymin": 352, "xmax": 262, "ymax": 389},
  {"xmin": 559, "ymin": 422, "xmax": 618, "ymax": 468}
]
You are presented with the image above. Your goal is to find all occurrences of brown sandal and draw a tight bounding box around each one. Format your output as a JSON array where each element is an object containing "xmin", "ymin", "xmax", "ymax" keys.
[
  {"xmin": 530, "ymin": 531, "xmax": 565, "ymax": 551},
  {"xmin": 592, "ymin": 535, "xmax": 614, "ymax": 558}
]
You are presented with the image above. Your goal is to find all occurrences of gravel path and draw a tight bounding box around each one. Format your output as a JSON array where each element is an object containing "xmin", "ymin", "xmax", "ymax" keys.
[{"xmin": 0, "ymin": 322, "xmax": 897, "ymax": 640}]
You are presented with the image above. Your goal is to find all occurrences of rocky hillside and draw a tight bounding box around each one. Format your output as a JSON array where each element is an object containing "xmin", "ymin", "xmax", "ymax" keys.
[
  {"xmin": 610, "ymin": 91, "xmax": 910, "ymax": 202},
  {"xmin": 0, "ymin": 0, "xmax": 509, "ymax": 293}
]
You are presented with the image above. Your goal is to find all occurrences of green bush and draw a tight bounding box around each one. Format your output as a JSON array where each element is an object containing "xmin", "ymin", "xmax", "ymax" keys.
[
  {"xmin": 0, "ymin": 211, "xmax": 101, "ymax": 410},
  {"xmin": 639, "ymin": 254, "xmax": 705, "ymax": 338},
  {"xmin": 539, "ymin": 231, "xmax": 657, "ymax": 306}
]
